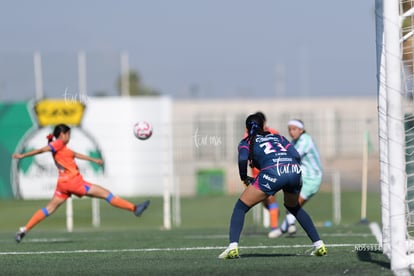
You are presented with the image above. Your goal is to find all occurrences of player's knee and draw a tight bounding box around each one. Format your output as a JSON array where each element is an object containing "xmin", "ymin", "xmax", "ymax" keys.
[
  {"xmin": 284, "ymin": 203, "xmax": 301, "ymax": 216},
  {"xmin": 235, "ymin": 199, "xmax": 251, "ymax": 213}
]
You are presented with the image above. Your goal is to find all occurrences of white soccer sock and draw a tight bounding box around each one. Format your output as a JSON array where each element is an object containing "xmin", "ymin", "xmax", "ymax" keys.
[
  {"xmin": 229, "ymin": 242, "xmax": 238, "ymax": 249},
  {"xmin": 280, "ymin": 218, "xmax": 288, "ymax": 232},
  {"xmin": 286, "ymin": 213, "xmax": 296, "ymax": 225},
  {"xmin": 313, "ymin": 240, "xmax": 324, "ymax": 248}
]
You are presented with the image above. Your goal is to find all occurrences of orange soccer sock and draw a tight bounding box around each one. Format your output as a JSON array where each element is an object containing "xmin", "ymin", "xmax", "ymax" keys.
[
  {"xmin": 25, "ymin": 208, "xmax": 49, "ymax": 232},
  {"xmin": 269, "ymin": 203, "xmax": 279, "ymax": 229},
  {"xmin": 106, "ymin": 194, "xmax": 135, "ymax": 212}
]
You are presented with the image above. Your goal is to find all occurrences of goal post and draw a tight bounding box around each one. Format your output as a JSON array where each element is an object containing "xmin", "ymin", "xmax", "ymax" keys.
[
  {"xmin": 65, "ymin": 197, "xmax": 101, "ymax": 232},
  {"xmin": 376, "ymin": 0, "xmax": 414, "ymax": 272}
]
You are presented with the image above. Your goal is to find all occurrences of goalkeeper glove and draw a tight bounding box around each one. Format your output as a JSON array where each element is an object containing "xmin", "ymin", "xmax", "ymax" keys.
[{"xmin": 242, "ymin": 176, "xmax": 255, "ymax": 186}]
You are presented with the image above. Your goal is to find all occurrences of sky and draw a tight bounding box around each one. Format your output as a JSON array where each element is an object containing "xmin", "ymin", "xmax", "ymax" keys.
[{"xmin": 0, "ymin": 0, "xmax": 377, "ymax": 101}]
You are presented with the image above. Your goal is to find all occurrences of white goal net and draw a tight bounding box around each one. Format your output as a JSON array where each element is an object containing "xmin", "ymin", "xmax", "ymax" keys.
[{"xmin": 376, "ymin": 0, "xmax": 414, "ymax": 272}]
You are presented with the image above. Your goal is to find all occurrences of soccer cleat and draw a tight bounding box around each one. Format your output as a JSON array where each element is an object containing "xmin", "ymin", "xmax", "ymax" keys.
[
  {"xmin": 268, "ymin": 228, "xmax": 284, "ymax": 238},
  {"xmin": 15, "ymin": 227, "xmax": 26, "ymax": 243},
  {"xmin": 218, "ymin": 247, "xmax": 240, "ymax": 259},
  {"xmin": 287, "ymin": 224, "xmax": 297, "ymax": 235},
  {"xmin": 311, "ymin": 243, "xmax": 327, "ymax": 256},
  {"xmin": 134, "ymin": 200, "xmax": 150, "ymax": 217}
]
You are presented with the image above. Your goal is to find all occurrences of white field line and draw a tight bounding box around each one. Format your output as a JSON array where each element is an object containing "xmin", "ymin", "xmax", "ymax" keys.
[
  {"xmin": 0, "ymin": 223, "xmax": 381, "ymax": 256},
  {"xmin": 186, "ymin": 233, "xmax": 375, "ymax": 239},
  {"xmin": 0, "ymin": 232, "xmax": 374, "ymax": 244},
  {"xmin": 0, "ymin": 243, "xmax": 363, "ymax": 256}
]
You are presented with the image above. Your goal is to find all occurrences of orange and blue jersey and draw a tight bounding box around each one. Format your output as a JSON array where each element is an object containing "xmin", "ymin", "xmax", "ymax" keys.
[
  {"xmin": 48, "ymin": 139, "xmax": 80, "ymax": 180},
  {"xmin": 48, "ymin": 139, "xmax": 91, "ymax": 199}
]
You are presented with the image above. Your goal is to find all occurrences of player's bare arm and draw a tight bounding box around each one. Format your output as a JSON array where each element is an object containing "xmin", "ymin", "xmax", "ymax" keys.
[
  {"xmin": 12, "ymin": 146, "xmax": 51, "ymax": 159},
  {"xmin": 74, "ymin": 152, "xmax": 103, "ymax": 165}
]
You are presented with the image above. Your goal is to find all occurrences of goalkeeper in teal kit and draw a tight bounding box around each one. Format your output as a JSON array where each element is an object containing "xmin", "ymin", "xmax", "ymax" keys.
[
  {"xmin": 269, "ymin": 119, "xmax": 323, "ymax": 238},
  {"xmin": 218, "ymin": 113, "xmax": 326, "ymax": 259}
]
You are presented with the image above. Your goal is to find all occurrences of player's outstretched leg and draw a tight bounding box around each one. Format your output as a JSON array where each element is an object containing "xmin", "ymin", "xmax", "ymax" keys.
[
  {"xmin": 15, "ymin": 227, "xmax": 26, "ymax": 243},
  {"xmin": 135, "ymin": 200, "xmax": 150, "ymax": 217},
  {"xmin": 15, "ymin": 207, "xmax": 51, "ymax": 243},
  {"xmin": 104, "ymin": 192, "xmax": 150, "ymax": 217}
]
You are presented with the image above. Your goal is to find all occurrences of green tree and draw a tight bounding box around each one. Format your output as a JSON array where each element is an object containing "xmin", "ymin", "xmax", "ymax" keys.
[{"xmin": 116, "ymin": 70, "xmax": 159, "ymax": 96}]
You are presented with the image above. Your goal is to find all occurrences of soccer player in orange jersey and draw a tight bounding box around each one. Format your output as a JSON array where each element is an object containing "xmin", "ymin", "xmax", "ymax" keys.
[
  {"xmin": 243, "ymin": 112, "xmax": 280, "ymax": 237},
  {"xmin": 12, "ymin": 124, "xmax": 150, "ymax": 243}
]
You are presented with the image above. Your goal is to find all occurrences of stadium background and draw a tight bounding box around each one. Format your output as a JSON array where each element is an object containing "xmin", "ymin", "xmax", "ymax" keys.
[{"xmin": 0, "ymin": 95, "xmax": 378, "ymax": 199}]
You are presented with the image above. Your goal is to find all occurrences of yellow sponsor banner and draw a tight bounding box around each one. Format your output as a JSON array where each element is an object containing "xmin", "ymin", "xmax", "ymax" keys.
[{"xmin": 34, "ymin": 99, "xmax": 85, "ymax": 127}]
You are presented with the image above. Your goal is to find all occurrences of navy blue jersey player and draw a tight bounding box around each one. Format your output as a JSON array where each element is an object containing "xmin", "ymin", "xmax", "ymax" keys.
[
  {"xmin": 218, "ymin": 113, "xmax": 327, "ymax": 259},
  {"xmin": 238, "ymin": 128, "xmax": 302, "ymax": 195}
]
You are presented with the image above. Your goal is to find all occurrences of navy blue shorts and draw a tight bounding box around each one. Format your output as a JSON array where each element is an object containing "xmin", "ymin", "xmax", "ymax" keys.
[{"xmin": 252, "ymin": 167, "xmax": 302, "ymax": 196}]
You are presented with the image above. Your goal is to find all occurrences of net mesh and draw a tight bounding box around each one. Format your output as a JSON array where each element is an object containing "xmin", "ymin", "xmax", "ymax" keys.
[{"xmin": 401, "ymin": 0, "xmax": 414, "ymax": 237}]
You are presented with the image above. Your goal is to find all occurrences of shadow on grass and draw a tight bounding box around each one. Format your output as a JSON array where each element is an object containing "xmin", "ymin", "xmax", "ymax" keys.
[
  {"xmin": 241, "ymin": 253, "xmax": 297, "ymax": 258},
  {"xmin": 356, "ymin": 250, "xmax": 390, "ymax": 270}
]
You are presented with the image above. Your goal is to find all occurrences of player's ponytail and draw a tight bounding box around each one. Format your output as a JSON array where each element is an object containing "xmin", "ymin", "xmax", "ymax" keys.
[
  {"xmin": 245, "ymin": 114, "xmax": 266, "ymax": 168},
  {"xmin": 248, "ymin": 133, "xmax": 256, "ymax": 168},
  {"xmin": 46, "ymin": 133, "xmax": 54, "ymax": 144}
]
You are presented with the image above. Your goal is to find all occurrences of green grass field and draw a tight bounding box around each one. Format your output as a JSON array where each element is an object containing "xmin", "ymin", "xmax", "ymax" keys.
[{"xmin": 0, "ymin": 191, "xmax": 392, "ymax": 275}]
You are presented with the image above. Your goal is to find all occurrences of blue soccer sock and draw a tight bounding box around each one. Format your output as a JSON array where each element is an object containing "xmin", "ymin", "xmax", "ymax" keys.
[
  {"xmin": 285, "ymin": 204, "xmax": 320, "ymax": 242},
  {"xmin": 229, "ymin": 199, "xmax": 251, "ymax": 243}
]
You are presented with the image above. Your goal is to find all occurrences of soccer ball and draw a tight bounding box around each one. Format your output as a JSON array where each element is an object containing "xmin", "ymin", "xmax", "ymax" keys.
[{"xmin": 133, "ymin": 121, "xmax": 153, "ymax": 140}]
